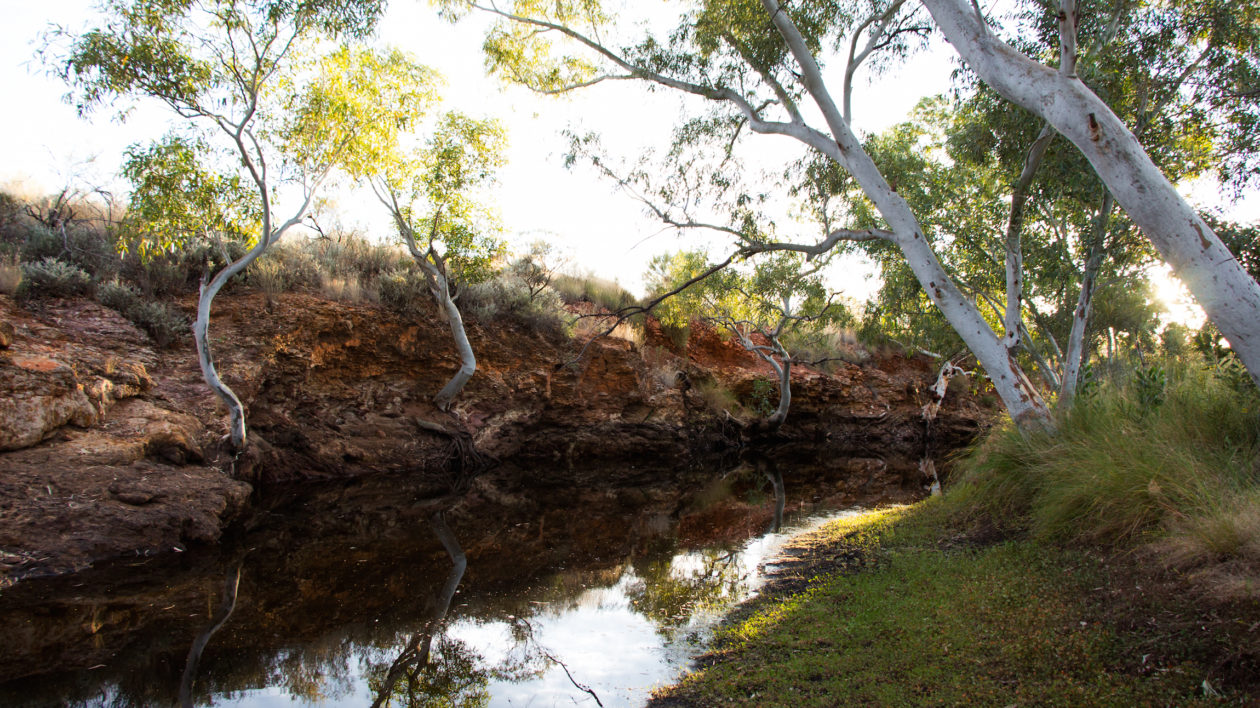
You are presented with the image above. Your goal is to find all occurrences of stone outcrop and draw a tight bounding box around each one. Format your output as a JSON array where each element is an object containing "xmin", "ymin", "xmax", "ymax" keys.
[{"xmin": 0, "ymin": 291, "xmax": 991, "ymax": 584}]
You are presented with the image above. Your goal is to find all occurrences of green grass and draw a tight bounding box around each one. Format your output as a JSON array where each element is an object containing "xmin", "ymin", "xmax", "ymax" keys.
[
  {"xmin": 947, "ymin": 355, "xmax": 1260, "ymax": 599},
  {"xmin": 659, "ymin": 506, "xmax": 1227, "ymax": 706}
]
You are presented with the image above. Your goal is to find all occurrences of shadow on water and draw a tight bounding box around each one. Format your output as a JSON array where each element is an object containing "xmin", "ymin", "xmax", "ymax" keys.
[{"xmin": 0, "ymin": 456, "xmax": 910, "ymax": 707}]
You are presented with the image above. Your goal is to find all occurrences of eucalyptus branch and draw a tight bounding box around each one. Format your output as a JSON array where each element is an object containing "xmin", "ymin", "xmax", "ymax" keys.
[
  {"xmin": 468, "ymin": 2, "xmax": 837, "ymax": 152},
  {"xmin": 722, "ymin": 31, "xmax": 803, "ymax": 123},
  {"xmin": 1002, "ymin": 121, "xmax": 1056, "ymax": 351},
  {"xmin": 532, "ymin": 73, "xmax": 637, "ymax": 94},
  {"xmin": 743, "ymin": 227, "xmax": 891, "ymax": 258},
  {"xmin": 1058, "ymin": 0, "xmax": 1079, "ymax": 77},
  {"xmin": 844, "ymin": 0, "xmax": 907, "ymax": 124},
  {"xmin": 565, "ymin": 250, "xmax": 743, "ymax": 365}
]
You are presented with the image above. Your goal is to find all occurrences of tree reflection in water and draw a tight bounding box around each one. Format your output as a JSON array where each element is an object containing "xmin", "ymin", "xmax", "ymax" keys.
[
  {"xmin": 367, "ymin": 512, "xmax": 489, "ymax": 708},
  {"xmin": 180, "ymin": 562, "xmax": 243, "ymax": 708},
  {"xmin": 0, "ymin": 481, "xmax": 841, "ymax": 706},
  {"xmin": 625, "ymin": 548, "xmax": 747, "ymax": 638}
]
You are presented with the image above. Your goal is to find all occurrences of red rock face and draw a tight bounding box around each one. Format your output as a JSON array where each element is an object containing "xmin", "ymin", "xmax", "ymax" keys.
[{"xmin": 0, "ymin": 290, "xmax": 993, "ymax": 583}]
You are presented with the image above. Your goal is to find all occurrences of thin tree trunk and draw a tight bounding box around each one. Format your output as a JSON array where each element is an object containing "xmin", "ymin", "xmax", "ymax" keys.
[
  {"xmin": 180, "ymin": 564, "xmax": 242, "ymax": 708},
  {"xmin": 397, "ymin": 221, "xmax": 477, "ymax": 411},
  {"xmin": 923, "ymin": 0, "xmax": 1260, "ymax": 390},
  {"xmin": 193, "ymin": 236, "xmax": 273, "ymax": 452},
  {"xmin": 1004, "ymin": 123, "xmax": 1056, "ymax": 353},
  {"xmin": 370, "ymin": 512, "xmax": 467, "ymax": 708},
  {"xmin": 1060, "ymin": 195, "xmax": 1113, "ymax": 404},
  {"xmin": 764, "ymin": 354, "xmax": 791, "ymax": 430},
  {"xmin": 731, "ymin": 326, "xmax": 792, "ymax": 431},
  {"xmin": 424, "ymin": 266, "xmax": 476, "ymax": 411}
]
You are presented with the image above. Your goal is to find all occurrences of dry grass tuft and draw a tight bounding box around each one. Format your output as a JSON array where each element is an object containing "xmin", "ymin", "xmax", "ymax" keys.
[
  {"xmin": 320, "ymin": 273, "xmax": 368, "ymax": 303},
  {"xmin": 0, "ymin": 253, "xmax": 20, "ymax": 296}
]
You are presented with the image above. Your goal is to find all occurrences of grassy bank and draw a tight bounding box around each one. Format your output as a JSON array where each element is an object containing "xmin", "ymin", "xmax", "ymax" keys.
[
  {"xmin": 655, "ymin": 506, "xmax": 1254, "ymax": 706},
  {"xmin": 654, "ymin": 357, "xmax": 1260, "ymax": 706}
]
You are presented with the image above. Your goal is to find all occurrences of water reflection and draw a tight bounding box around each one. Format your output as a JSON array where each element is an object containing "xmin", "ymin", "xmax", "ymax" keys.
[
  {"xmin": 0, "ymin": 470, "xmax": 864, "ymax": 708},
  {"xmin": 181, "ymin": 564, "xmax": 243, "ymax": 708},
  {"xmin": 368, "ymin": 512, "xmax": 480, "ymax": 708}
]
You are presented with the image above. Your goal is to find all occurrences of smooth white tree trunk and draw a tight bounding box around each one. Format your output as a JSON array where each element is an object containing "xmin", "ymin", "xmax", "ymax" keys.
[
  {"xmin": 761, "ymin": 0, "xmax": 1055, "ymax": 432},
  {"xmin": 194, "ymin": 236, "xmax": 273, "ymax": 452},
  {"xmin": 923, "ymin": 0, "xmax": 1260, "ymax": 389},
  {"xmin": 431, "ymin": 272, "xmax": 477, "ymax": 411},
  {"xmin": 1060, "ymin": 197, "xmax": 1112, "ymax": 403},
  {"xmin": 1003, "ymin": 123, "xmax": 1056, "ymax": 353},
  {"xmin": 411, "ymin": 256, "xmax": 476, "ymax": 411}
]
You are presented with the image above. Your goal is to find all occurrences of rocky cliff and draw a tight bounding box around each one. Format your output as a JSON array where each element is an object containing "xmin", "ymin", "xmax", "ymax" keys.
[{"xmin": 0, "ymin": 291, "xmax": 990, "ymax": 584}]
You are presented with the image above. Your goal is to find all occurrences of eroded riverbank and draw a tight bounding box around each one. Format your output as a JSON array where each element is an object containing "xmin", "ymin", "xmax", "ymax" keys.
[{"xmin": 1, "ymin": 291, "xmax": 990, "ymax": 584}]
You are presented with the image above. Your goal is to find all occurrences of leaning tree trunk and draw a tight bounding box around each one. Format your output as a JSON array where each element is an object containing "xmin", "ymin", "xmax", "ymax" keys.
[
  {"xmin": 923, "ymin": 0, "xmax": 1260, "ymax": 390},
  {"xmin": 193, "ymin": 234, "xmax": 275, "ymax": 452},
  {"xmin": 730, "ymin": 325, "xmax": 793, "ymax": 431},
  {"xmin": 761, "ymin": 0, "xmax": 1055, "ymax": 433},
  {"xmin": 419, "ymin": 263, "xmax": 476, "ymax": 411},
  {"xmin": 1060, "ymin": 196, "xmax": 1113, "ymax": 404}
]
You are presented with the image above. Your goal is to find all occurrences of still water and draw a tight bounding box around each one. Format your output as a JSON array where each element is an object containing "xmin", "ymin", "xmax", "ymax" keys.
[
  {"xmin": 212, "ymin": 513, "xmax": 846, "ymax": 708},
  {"xmin": 0, "ymin": 470, "xmax": 861, "ymax": 708}
]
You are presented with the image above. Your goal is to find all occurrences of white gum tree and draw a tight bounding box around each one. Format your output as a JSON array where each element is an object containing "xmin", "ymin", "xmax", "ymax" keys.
[
  {"xmin": 60, "ymin": 0, "xmax": 426, "ymax": 453},
  {"xmin": 440, "ymin": 0, "xmax": 1055, "ymax": 430},
  {"xmin": 369, "ymin": 112, "xmax": 507, "ymax": 411},
  {"xmin": 440, "ymin": 0, "xmax": 1260, "ymax": 430},
  {"xmin": 919, "ymin": 0, "xmax": 1260, "ymax": 390}
]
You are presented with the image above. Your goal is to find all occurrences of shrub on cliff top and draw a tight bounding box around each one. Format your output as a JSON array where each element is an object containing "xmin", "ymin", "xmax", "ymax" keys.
[
  {"xmin": 96, "ymin": 279, "xmax": 188, "ymax": 348},
  {"xmin": 17, "ymin": 258, "xmax": 92, "ymax": 300}
]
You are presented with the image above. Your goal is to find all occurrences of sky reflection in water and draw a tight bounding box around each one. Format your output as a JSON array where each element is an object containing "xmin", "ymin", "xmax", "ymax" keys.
[{"xmin": 209, "ymin": 509, "xmax": 856, "ymax": 708}]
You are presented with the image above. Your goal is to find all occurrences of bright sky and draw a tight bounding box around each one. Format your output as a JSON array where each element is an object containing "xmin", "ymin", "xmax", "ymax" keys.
[{"xmin": 0, "ymin": 1, "xmax": 1251, "ymax": 315}]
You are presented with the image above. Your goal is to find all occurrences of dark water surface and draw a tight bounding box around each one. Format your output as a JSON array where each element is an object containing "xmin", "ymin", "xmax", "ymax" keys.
[{"xmin": 0, "ymin": 465, "xmax": 865, "ymax": 707}]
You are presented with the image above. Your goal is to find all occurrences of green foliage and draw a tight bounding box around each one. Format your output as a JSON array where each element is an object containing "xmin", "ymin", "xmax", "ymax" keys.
[
  {"xmin": 126, "ymin": 299, "xmax": 189, "ymax": 348},
  {"xmin": 65, "ymin": 0, "xmax": 413, "ymax": 280},
  {"xmin": 248, "ymin": 246, "xmax": 323, "ymax": 294},
  {"xmin": 507, "ymin": 240, "xmax": 563, "ymax": 299},
  {"xmin": 308, "ymin": 236, "xmax": 411, "ymax": 281},
  {"xmin": 1133, "ymin": 363, "xmax": 1166, "ymax": 410},
  {"xmin": 460, "ymin": 271, "xmax": 568, "ymax": 337},
  {"xmin": 17, "ymin": 258, "xmax": 92, "ymax": 300},
  {"xmin": 373, "ymin": 110, "xmax": 509, "ymax": 289},
  {"xmin": 782, "ymin": 324, "xmax": 868, "ymax": 369},
  {"xmin": 749, "ymin": 378, "xmax": 777, "ymax": 417},
  {"xmin": 284, "ymin": 46, "xmax": 441, "ymax": 181},
  {"xmin": 551, "ymin": 272, "xmax": 637, "ymax": 311},
  {"xmin": 118, "ymin": 136, "xmax": 259, "ymax": 259},
  {"xmin": 96, "ymin": 279, "xmax": 139, "ymax": 313},
  {"xmin": 62, "ymin": 0, "xmax": 386, "ymax": 115}
]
